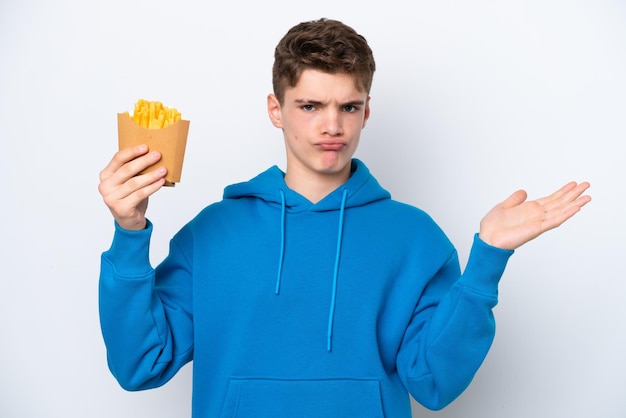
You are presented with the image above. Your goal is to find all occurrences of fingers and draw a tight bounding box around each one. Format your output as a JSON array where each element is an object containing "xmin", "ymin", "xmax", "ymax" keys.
[
  {"xmin": 102, "ymin": 165, "xmax": 166, "ymax": 204},
  {"xmin": 99, "ymin": 146, "xmax": 165, "ymax": 193},
  {"xmin": 98, "ymin": 145, "xmax": 168, "ymax": 230},
  {"xmin": 561, "ymin": 182, "xmax": 592, "ymax": 211},
  {"xmin": 99, "ymin": 145, "xmax": 147, "ymax": 182},
  {"xmin": 99, "ymin": 145, "xmax": 152, "ymax": 183},
  {"xmin": 537, "ymin": 181, "xmax": 590, "ymax": 206},
  {"xmin": 539, "ymin": 182, "xmax": 591, "ymax": 231},
  {"xmin": 540, "ymin": 181, "xmax": 591, "ymax": 214}
]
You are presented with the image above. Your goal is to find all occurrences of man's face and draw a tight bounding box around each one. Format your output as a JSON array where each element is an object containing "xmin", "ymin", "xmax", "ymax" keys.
[{"xmin": 268, "ymin": 69, "xmax": 370, "ymax": 183}]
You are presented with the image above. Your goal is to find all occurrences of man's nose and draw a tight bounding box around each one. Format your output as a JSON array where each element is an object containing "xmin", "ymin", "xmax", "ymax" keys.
[{"xmin": 322, "ymin": 109, "xmax": 343, "ymax": 136}]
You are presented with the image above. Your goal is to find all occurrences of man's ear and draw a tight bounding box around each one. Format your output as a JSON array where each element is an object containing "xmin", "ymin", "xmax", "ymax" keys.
[
  {"xmin": 267, "ymin": 94, "xmax": 283, "ymax": 128},
  {"xmin": 362, "ymin": 96, "xmax": 371, "ymax": 129}
]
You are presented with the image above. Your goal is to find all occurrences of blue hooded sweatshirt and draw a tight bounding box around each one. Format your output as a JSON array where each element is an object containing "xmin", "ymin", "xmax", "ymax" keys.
[{"xmin": 99, "ymin": 159, "xmax": 513, "ymax": 418}]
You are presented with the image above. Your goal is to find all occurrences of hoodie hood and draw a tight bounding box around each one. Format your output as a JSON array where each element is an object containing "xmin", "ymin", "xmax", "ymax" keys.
[
  {"xmin": 223, "ymin": 159, "xmax": 391, "ymax": 212},
  {"xmin": 223, "ymin": 159, "xmax": 391, "ymax": 352}
]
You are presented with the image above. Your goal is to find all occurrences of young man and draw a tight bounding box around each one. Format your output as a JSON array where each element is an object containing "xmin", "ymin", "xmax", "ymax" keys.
[{"xmin": 98, "ymin": 18, "xmax": 591, "ymax": 418}]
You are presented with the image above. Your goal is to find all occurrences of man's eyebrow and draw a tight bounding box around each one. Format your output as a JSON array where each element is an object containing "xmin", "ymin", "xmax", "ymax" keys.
[
  {"xmin": 293, "ymin": 98, "xmax": 366, "ymax": 106},
  {"xmin": 294, "ymin": 98, "xmax": 325, "ymax": 106}
]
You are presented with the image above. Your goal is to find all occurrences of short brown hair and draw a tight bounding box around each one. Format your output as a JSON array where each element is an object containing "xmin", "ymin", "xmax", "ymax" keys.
[{"xmin": 272, "ymin": 18, "xmax": 376, "ymax": 104}]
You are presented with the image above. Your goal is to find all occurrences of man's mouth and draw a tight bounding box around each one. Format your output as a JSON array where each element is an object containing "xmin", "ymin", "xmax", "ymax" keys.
[{"xmin": 316, "ymin": 142, "xmax": 345, "ymax": 151}]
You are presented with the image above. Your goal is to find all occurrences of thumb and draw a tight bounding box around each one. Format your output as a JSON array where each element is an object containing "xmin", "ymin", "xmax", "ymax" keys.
[{"xmin": 500, "ymin": 189, "xmax": 528, "ymax": 209}]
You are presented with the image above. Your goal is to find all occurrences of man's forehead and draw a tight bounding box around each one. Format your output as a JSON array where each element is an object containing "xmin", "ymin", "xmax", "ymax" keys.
[{"xmin": 286, "ymin": 70, "xmax": 367, "ymax": 103}]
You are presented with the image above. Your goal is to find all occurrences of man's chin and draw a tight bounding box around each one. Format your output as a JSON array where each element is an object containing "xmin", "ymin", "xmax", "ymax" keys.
[{"xmin": 318, "ymin": 154, "xmax": 352, "ymax": 173}]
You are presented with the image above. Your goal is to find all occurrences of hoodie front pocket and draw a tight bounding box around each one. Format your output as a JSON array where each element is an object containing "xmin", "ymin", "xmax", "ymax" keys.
[{"xmin": 219, "ymin": 377, "xmax": 384, "ymax": 418}]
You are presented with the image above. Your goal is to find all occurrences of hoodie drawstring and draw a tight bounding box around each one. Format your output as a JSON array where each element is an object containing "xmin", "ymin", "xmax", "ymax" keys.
[
  {"xmin": 274, "ymin": 187, "xmax": 348, "ymax": 352},
  {"xmin": 275, "ymin": 188, "xmax": 286, "ymax": 295},
  {"xmin": 327, "ymin": 188, "xmax": 348, "ymax": 352}
]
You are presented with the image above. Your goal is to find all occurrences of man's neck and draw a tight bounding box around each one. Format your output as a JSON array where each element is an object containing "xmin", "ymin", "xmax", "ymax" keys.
[{"xmin": 284, "ymin": 166, "xmax": 351, "ymax": 204}]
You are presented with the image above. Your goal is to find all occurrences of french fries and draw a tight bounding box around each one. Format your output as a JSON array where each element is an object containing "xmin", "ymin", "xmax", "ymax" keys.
[{"xmin": 124, "ymin": 99, "xmax": 182, "ymax": 129}]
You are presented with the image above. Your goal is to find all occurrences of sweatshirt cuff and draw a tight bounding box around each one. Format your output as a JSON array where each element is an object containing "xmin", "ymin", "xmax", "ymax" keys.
[
  {"xmin": 461, "ymin": 233, "xmax": 514, "ymax": 295},
  {"xmin": 104, "ymin": 219, "xmax": 154, "ymax": 275}
]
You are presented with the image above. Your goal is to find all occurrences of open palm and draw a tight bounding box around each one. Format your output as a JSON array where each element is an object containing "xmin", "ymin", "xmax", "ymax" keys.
[{"xmin": 479, "ymin": 181, "xmax": 592, "ymax": 250}]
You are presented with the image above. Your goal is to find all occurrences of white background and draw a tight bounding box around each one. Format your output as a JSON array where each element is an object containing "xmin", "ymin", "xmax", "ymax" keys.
[{"xmin": 1, "ymin": 0, "xmax": 624, "ymax": 417}]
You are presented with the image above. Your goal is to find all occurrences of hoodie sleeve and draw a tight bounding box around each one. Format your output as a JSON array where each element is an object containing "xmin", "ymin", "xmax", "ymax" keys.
[
  {"xmin": 396, "ymin": 233, "xmax": 513, "ymax": 410},
  {"xmin": 99, "ymin": 220, "xmax": 194, "ymax": 391}
]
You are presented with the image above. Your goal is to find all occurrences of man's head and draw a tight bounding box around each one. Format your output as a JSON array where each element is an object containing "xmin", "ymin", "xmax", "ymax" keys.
[{"xmin": 272, "ymin": 18, "xmax": 376, "ymax": 105}]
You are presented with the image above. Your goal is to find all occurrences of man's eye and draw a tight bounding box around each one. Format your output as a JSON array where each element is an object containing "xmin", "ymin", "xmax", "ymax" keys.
[
  {"xmin": 302, "ymin": 104, "xmax": 315, "ymax": 111},
  {"xmin": 344, "ymin": 105, "xmax": 357, "ymax": 113}
]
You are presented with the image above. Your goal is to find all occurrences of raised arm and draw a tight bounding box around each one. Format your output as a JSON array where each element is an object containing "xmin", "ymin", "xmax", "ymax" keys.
[
  {"xmin": 478, "ymin": 181, "xmax": 592, "ymax": 250},
  {"xmin": 98, "ymin": 144, "xmax": 168, "ymax": 230}
]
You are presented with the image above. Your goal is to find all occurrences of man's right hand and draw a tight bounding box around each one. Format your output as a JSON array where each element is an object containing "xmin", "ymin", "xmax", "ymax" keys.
[{"xmin": 98, "ymin": 144, "xmax": 167, "ymax": 231}]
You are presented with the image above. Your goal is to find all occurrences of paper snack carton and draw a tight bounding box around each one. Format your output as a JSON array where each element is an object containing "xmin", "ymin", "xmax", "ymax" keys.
[{"xmin": 117, "ymin": 112, "xmax": 190, "ymax": 186}]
